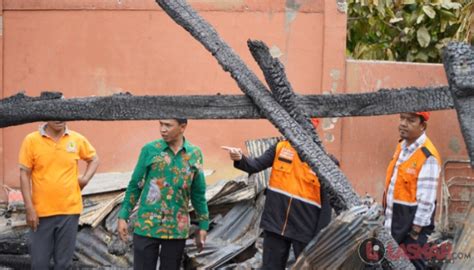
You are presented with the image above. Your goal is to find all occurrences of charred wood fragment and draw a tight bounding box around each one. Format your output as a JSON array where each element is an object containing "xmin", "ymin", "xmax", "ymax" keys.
[
  {"xmin": 0, "ymin": 91, "xmax": 63, "ymax": 106},
  {"xmin": 0, "ymin": 239, "xmax": 28, "ymax": 255},
  {"xmin": 443, "ymin": 43, "xmax": 474, "ymax": 166}
]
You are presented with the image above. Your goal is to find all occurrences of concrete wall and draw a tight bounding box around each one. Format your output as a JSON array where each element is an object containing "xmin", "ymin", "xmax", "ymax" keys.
[{"xmin": 0, "ymin": 0, "xmax": 469, "ymax": 204}]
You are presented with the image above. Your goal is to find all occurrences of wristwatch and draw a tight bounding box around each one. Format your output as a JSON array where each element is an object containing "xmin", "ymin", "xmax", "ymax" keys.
[
  {"xmin": 409, "ymin": 226, "xmax": 421, "ymax": 239},
  {"xmin": 409, "ymin": 229, "xmax": 419, "ymax": 238}
]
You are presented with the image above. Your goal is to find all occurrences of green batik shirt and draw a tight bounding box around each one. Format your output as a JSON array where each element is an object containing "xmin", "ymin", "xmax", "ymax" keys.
[{"xmin": 118, "ymin": 138, "xmax": 209, "ymax": 239}]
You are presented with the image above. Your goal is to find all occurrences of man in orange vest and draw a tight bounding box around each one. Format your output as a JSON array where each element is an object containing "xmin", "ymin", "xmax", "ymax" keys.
[
  {"xmin": 383, "ymin": 112, "xmax": 441, "ymax": 270},
  {"xmin": 222, "ymin": 120, "xmax": 335, "ymax": 269}
]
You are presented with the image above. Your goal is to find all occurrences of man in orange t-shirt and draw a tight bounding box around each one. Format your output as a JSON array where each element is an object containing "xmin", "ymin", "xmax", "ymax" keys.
[{"xmin": 19, "ymin": 121, "xmax": 99, "ymax": 270}]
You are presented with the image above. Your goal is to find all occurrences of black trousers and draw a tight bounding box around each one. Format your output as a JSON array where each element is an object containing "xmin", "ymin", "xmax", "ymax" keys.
[
  {"xmin": 262, "ymin": 230, "xmax": 308, "ymax": 270},
  {"xmin": 133, "ymin": 234, "xmax": 186, "ymax": 270},
  {"xmin": 28, "ymin": 214, "xmax": 79, "ymax": 270},
  {"xmin": 401, "ymin": 233, "xmax": 429, "ymax": 270}
]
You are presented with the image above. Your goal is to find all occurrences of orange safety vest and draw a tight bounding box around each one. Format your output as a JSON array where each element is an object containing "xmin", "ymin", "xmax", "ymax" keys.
[
  {"xmin": 268, "ymin": 141, "xmax": 321, "ymax": 208},
  {"xmin": 384, "ymin": 138, "xmax": 441, "ymax": 207}
]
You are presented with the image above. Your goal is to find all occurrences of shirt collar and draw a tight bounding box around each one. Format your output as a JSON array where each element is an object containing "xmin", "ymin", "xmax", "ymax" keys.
[
  {"xmin": 401, "ymin": 132, "xmax": 426, "ymax": 151},
  {"xmin": 39, "ymin": 123, "xmax": 70, "ymax": 137},
  {"xmin": 162, "ymin": 137, "xmax": 191, "ymax": 153},
  {"xmin": 182, "ymin": 138, "xmax": 193, "ymax": 152}
]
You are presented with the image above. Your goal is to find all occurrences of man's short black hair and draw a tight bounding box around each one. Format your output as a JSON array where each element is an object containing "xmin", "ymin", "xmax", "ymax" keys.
[{"xmin": 175, "ymin": 119, "xmax": 188, "ymax": 125}]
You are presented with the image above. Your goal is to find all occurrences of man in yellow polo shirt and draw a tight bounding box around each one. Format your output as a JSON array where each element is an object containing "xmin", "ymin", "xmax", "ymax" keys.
[{"xmin": 19, "ymin": 121, "xmax": 99, "ymax": 270}]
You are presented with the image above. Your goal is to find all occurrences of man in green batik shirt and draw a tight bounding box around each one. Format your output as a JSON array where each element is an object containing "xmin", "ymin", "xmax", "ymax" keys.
[{"xmin": 117, "ymin": 119, "xmax": 209, "ymax": 270}]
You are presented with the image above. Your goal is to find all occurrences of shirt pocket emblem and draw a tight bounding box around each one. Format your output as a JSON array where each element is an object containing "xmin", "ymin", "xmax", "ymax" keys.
[{"xmin": 66, "ymin": 141, "xmax": 77, "ymax": 153}]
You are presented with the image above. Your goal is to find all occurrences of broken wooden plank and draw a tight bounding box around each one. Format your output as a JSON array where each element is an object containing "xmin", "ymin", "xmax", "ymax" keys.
[
  {"xmin": 81, "ymin": 172, "xmax": 132, "ymax": 196},
  {"xmin": 80, "ymin": 192, "xmax": 125, "ymax": 228}
]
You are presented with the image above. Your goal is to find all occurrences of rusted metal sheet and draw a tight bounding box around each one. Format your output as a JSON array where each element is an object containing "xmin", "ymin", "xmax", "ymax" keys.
[
  {"xmin": 186, "ymin": 195, "xmax": 264, "ymax": 269},
  {"xmin": 292, "ymin": 205, "xmax": 378, "ymax": 269}
]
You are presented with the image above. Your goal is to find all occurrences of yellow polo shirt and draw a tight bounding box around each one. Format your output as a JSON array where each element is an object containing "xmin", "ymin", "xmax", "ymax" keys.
[{"xmin": 18, "ymin": 126, "xmax": 96, "ymax": 217}]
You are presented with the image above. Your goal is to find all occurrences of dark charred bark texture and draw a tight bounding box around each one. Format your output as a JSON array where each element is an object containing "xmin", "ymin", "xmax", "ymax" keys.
[
  {"xmin": 247, "ymin": 40, "xmax": 325, "ymax": 152},
  {"xmin": 247, "ymin": 39, "xmax": 341, "ymax": 215},
  {"xmin": 155, "ymin": 0, "xmax": 414, "ymax": 268},
  {"xmin": 305, "ymin": 85, "xmax": 452, "ymax": 117},
  {"xmin": 0, "ymin": 92, "xmax": 264, "ymax": 128},
  {"xmin": 0, "ymin": 86, "xmax": 452, "ymax": 128},
  {"xmin": 443, "ymin": 43, "xmax": 474, "ymax": 166}
]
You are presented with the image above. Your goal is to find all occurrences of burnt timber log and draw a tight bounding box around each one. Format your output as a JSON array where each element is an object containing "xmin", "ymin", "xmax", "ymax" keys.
[
  {"xmin": 443, "ymin": 43, "xmax": 474, "ymax": 166},
  {"xmin": 0, "ymin": 86, "xmax": 452, "ymax": 128},
  {"xmin": 247, "ymin": 40, "xmax": 325, "ymax": 151},
  {"xmin": 247, "ymin": 39, "xmax": 338, "ymax": 227},
  {"xmin": 155, "ymin": 0, "xmax": 414, "ymax": 269}
]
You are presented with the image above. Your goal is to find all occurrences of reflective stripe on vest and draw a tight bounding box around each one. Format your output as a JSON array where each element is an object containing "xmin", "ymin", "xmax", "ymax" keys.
[
  {"xmin": 269, "ymin": 141, "xmax": 321, "ymax": 208},
  {"xmin": 384, "ymin": 138, "xmax": 441, "ymax": 204}
]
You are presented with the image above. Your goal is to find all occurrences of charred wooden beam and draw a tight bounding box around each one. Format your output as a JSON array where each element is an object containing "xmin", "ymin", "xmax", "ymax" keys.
[
  {"xmin": 155, "ymin": 0, "xmax": 413, "ymax": 268},
  {"xmin": 443, "ymin": 43, "xmax": 474, "ymax": 166},
  {"xmin": 0, "ymin": 86, "xmax": 451, "ymax": 128},
  {"xmin": 247, "ymin": 39, "xmax": 339, "ymax": 229},
  {"xmin": 247, "ymin": 39, "xmax": 325, "ymax": 151},
  {"xmin": 0, "ymin": 92, "xmax": 259, "ymax": 128}
]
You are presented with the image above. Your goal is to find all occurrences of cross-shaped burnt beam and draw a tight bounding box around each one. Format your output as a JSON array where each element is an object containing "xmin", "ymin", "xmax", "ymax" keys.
[
  {"xmin": 0, "ymin": 0, "xmax": 472, "ymax": 268},
  {"xmin": 154, "ymin": 0, "xmax": 414, "ymax": 268}
]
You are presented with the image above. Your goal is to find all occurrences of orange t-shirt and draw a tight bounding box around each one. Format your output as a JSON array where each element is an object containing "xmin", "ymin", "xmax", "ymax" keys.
[{"xmin": 18, "ymin": 128, "xmax": 96, "ymax": 217}]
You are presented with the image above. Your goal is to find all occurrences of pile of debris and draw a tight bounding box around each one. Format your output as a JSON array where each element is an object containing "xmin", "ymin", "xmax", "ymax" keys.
[
  {"xmin": 0, "ymin": 137, "xmax": 473, "ymax": 269},
  {"xmin": 0, "ymin": 172, "xmax": 262, "ymax": 269},
  {"xmin": 0, "ymin": 138, "xmax": 267, "ymax": 269}
]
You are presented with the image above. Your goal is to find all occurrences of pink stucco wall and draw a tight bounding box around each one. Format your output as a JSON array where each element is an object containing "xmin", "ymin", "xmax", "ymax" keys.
[{"xmin": 0, "ymin": 0, "xmax": 347, "ymax": 201}]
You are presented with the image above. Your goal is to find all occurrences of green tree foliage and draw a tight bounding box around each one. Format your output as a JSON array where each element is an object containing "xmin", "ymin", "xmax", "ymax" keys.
[{"xmin": 347, "ymin": 0, "xmax": 473, "ymax": 62}]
